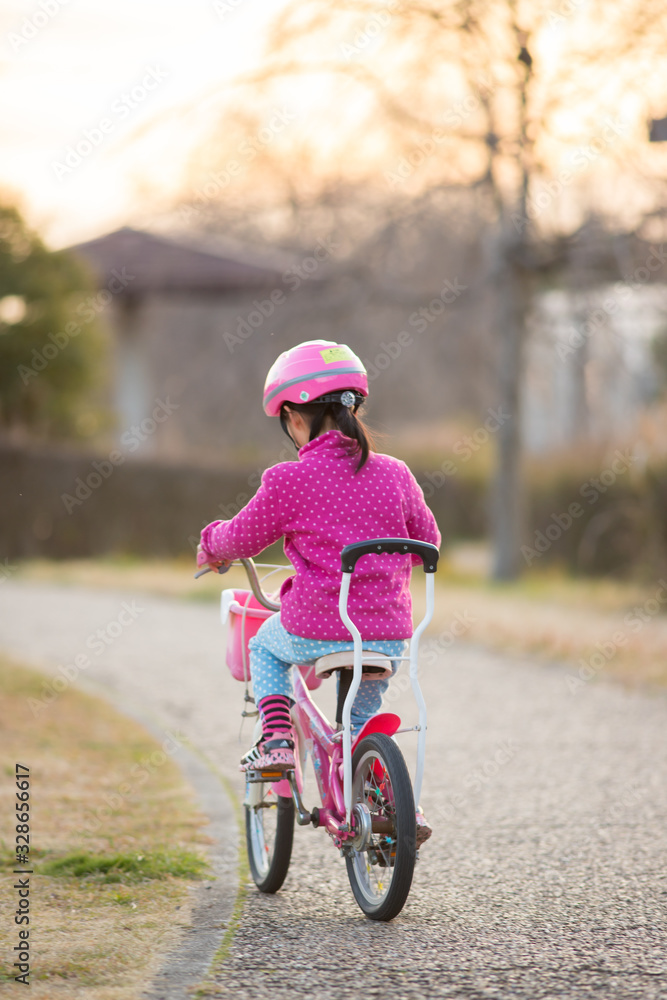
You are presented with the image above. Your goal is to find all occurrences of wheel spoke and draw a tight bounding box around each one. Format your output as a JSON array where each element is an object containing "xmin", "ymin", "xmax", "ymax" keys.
[
  {"xmin": 351, "ymin": 751, "xmax": 399, "ymax": 902},
  {"xmin": 245, "ymin": 784, "xmax": 294, "ymax": 893},
  {"xmin": 345, "ymin": 733, "xmax": 416, "ymax": 920},
  {"xmin": 248, "ymin": 791, "xmax": 278, "ymax": 878}
]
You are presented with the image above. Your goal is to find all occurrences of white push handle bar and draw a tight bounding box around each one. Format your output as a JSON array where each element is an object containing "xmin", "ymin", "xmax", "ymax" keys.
[{"xmin": 338, "ymin": 538, "xmax": 439, "ymax": 826}]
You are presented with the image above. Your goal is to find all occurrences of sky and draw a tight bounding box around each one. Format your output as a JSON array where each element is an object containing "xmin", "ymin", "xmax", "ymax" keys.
[
  {"xmin": 2, "ymin": 0, "xmax": 666, "ymax": 251},
  {"xmin": 0, "ymin": 0, "xmax": 284, "ymax": 248}
]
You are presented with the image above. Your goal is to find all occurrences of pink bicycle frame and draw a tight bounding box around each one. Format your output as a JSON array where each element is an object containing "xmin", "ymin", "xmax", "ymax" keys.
[
  {"xmin": 270, "ymin": 671, "xmax": 403, "ymax": 841},
  {"xmin": 272, "ymin": 540, "xmax": 437, "ymax": 835}
]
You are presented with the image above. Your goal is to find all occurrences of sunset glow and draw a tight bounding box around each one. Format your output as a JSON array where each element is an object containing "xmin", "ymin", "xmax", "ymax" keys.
[{"xmin": 2, "ymin": 0, "xmax": 667, "ymax": 247}]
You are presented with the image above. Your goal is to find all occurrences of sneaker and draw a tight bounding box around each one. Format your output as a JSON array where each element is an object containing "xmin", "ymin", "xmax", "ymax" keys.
[
  {"xmin": 415, "ymin": 807, "xmax": 432, "ymax": 847},
  {"xmin": 239, "ymin": 732, "xmax": 295, "ymax": 772},
  {"xmin": 373, "ymin": 807, "xmax": 432, "ymax": 862}
]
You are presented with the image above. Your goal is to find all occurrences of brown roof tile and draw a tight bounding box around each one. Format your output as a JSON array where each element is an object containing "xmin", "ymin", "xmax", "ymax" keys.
[{"xmin": 68, "ymin": 226, "xmax": 281, "ymax": 295}]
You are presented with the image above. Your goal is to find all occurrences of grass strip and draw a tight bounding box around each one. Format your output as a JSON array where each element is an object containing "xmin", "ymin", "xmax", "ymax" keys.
[
  {"xmin": 0, "ymin": 655, "xmax": 212, "ymax": 999},
  {"xmin": 38, "ymin": 849, "xmax": 208, "ymax": 883}
]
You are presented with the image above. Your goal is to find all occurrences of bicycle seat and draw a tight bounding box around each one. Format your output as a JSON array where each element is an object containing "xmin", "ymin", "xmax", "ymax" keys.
[{"xmin": 313, "ymin": 651, "xmax": 394, "ymax": 681}]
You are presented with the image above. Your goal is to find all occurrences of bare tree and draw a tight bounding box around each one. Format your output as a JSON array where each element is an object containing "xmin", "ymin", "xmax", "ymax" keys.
[{"xmin": 175, "ymin": 0, "xmax": 667, "ymax": 577}]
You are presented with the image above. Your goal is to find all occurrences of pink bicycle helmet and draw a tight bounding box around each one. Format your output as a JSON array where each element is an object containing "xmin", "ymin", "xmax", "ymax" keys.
[{"xmin": 263, "ymin": 340, "xmax": 368, "ymax": 416}]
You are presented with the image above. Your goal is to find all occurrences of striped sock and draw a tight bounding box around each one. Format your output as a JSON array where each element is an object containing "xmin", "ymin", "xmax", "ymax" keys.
[{"xmin": 257, "ymin": 694, "xmax": 294, "ymax": 738}]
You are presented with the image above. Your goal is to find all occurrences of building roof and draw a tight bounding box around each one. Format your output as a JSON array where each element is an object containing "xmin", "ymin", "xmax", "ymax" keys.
[{"xmin": 68, "ymin": 226, "xmax": 282, "ymax": 296}]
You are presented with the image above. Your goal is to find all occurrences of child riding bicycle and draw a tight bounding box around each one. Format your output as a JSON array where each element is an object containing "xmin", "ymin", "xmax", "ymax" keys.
[{"xmin": 197, "ymin": 340, "xmax": 441, "ymax": 844}]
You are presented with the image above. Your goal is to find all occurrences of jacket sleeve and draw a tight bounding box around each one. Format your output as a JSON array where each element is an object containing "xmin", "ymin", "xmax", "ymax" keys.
[
  {"xmin": 200, "ymin": 468, "xmax": 284, "ymax": 561},
  {"xmin": 401, "ymin": 462, "xmax": 441, "ymax": 562}
]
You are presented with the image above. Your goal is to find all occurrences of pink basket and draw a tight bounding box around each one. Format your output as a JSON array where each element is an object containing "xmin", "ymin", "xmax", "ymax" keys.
[{"xmin": 221, "ymin": 589, "xmax": 321, "ymax": 690}]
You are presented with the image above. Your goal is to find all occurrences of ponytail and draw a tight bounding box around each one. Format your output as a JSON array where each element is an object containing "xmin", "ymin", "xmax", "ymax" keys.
[
  {"xmin": 280, "ymin": 397, "xmax": 375, "ymax": 472},
  {"xmin": 330, "ymin": 402, "xmax": 374, "ymax": 471}
]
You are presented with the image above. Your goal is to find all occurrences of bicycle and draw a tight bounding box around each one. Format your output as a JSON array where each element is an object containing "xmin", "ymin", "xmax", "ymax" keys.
[{"xmin": 197, "ymin": 537, "xmax": 438, "ymax": 921}]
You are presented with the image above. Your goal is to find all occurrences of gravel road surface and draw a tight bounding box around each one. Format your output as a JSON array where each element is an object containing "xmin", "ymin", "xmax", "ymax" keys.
[{"xmin": 2, "ymin": 580, "xmax": 666, "ymax": 999}]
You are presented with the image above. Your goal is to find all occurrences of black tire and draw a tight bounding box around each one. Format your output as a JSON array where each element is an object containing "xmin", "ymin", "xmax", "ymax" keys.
[
  {"xmin": 345, "ymin": 732, "xmax": 416, "ymax": 921},
  {"xmin": 245, "ymin": 782, "xmax": 294, "ymax": 893}
]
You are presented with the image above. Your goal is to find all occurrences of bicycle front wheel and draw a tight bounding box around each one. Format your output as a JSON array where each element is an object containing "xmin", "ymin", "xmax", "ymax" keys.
[
  {"xmin": 345, "ymin": 732, "xmax": 416, "ymax": 921},
  {"xmin": 245, "ymin": 780, "xmax": 294, "ymax": 893}
]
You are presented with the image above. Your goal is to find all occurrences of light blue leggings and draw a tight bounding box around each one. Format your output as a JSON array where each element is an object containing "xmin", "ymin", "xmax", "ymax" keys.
[{"xmin": 248, "ymin": 613, "xmax": 405, "ymax": 731}]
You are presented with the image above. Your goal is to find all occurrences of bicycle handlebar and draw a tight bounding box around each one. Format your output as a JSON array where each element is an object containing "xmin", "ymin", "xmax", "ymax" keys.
[
  {"xmin": 239, "ymin": 558, "xmax": 281, "ymax": 611},
  {"xmin": 341, "ymin": 538, "xmax": 439, "ymax": 573},
  {"xmin": 194, "ymin": 564, "xmax": 230, "ymax": 579},
  {"xmin": 194, "ymin": 558, "xmax": 280, "ymax": 611}
]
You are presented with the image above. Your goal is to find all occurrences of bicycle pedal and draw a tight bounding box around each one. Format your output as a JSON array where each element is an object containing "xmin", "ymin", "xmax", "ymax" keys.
[{"xmin": 245, "ymin": 768, "xmax": 285, "ymax": 782}]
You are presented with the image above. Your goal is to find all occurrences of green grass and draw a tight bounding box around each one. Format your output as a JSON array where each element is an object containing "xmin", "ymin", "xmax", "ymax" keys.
[{"xmin": 39, "ymin": 849, "xmax": 209, "ymax": 883}]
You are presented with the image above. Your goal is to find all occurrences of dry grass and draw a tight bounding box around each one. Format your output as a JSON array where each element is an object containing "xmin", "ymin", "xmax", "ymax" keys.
[
  {"xmin": 415, "ymin": 553, "xmax": 667, "ymax": 688},
  {"xmin": 13, "ymin": 552, "xmax": 667, "ymax": 687},
  {"xmin": 12, "ymin": 554, "xmax": 290, "ymax": 605},
  {"xmin": 0, "ymin": 656, "xmax": 212, "ymax": 998},
  {"xmin": 13, "ymin": 555, "xmax": 223, "ymax": 601}
]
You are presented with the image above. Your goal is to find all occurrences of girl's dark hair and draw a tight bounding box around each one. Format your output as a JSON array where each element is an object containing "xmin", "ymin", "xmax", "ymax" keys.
[{"xmin": 280, "ymin": 395, "xmax": 375, "ymax": 472}]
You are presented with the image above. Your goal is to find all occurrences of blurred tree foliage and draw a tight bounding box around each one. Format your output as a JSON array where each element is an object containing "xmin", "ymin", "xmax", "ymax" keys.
[{"xmin": 0, "ymin": 203, "xmax": 106, "ymax": 439}]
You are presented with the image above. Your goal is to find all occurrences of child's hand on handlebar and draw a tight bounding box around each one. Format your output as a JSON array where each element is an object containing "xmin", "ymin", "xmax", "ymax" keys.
[{"xmin": 196, "ymin": 544, "xmax": 232, "ymax": 575}]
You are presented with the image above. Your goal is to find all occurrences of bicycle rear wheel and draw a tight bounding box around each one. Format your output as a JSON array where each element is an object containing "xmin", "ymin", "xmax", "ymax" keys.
[
  {"xmin": 245, "ymin": 780, "xmax": 294, "ymax": 893},
  {"xmin": 345, "ymin": 732, "xmax": 416, "ymax": 921}
]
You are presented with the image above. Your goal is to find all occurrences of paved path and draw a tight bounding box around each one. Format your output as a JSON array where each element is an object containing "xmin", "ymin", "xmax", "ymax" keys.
[{"xmin": 2, "ymin": 580, "xmax": 667, "ymax": 999}]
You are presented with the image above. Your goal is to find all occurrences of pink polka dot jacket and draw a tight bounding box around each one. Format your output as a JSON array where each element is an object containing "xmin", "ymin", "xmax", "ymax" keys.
[{"xmin": 200, "ymin": 430, "xmax": 441, "ymax": 641}]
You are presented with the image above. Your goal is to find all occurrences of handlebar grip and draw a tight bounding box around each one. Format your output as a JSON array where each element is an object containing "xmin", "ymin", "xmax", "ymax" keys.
[
  {"xmin": 341, "ymin": 538, "xmax": 439, "ymax": 574},
  {"xmin": 194, "ymin": 563, "xmax": 232, "ymax": 579}
]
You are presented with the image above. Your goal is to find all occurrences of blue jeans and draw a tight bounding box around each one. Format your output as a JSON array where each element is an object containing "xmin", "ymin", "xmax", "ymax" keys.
[{"xmin": 248, "ymin": 613, "xmax": 405, "ymax": 731}]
